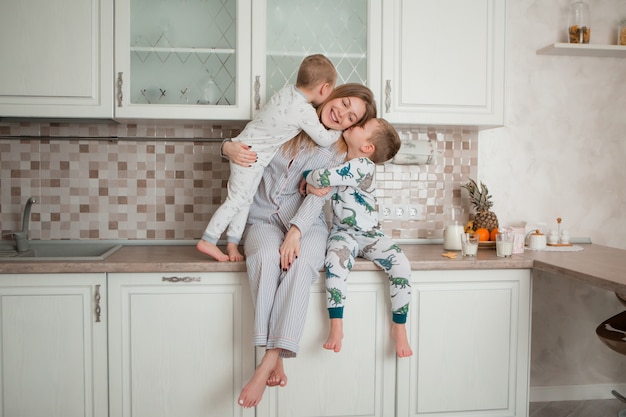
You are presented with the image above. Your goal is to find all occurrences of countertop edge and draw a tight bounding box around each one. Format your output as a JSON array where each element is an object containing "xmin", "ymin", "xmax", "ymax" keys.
[{"xmin": 1, "ymin": 243, "xmax": 624, "ymax": 293}]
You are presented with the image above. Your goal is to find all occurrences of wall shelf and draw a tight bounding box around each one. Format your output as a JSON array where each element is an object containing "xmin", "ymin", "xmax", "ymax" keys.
[{"xmin": 537, "ymin": 43, "xmax": 626, "ymax": 58}]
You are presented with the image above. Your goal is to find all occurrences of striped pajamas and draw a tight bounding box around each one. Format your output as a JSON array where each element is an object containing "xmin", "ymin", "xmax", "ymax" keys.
[
  {"xmin": 201, "ymin": 85, "xmax": 340, "ymax": 245},
  {"xmin": 243, "ymin": 141, "xmax": 345, "ymax": 358}
]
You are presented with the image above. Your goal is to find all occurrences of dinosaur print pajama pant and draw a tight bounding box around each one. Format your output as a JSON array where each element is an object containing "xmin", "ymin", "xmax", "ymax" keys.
[{"xmin": 324, "ymin": 228, "xmax": 412, "ymax": 324}]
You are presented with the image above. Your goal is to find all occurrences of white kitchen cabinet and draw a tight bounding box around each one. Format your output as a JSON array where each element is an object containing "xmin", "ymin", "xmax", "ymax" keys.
[
  {"xmin": 0, "ymin": 0, "xmax": 113, "ymax": 119},
  {"xmin": 250, "ymin": 0, "xmax": 379, "ymax": 116},
  {"xmin": 114, "ymin": 0, "xmax": 252, "ymax": 120},
  {"xmin": 0, "ymin": 273, "xmax": 108, "ymax": 417},
  {"xmin": 257, "ymin": 271, "xmax": 396, "ymax": 417},
  {"xmin": 107, "ymin": 272, "xmax": 255, "ymax": 417},
  {"xmin": 397, "ymin": 269, "xmax": 531, "ymax": 417},
  {"xmin": 381, "ymin": 0, "xmax": 506, "ymax": 127}
]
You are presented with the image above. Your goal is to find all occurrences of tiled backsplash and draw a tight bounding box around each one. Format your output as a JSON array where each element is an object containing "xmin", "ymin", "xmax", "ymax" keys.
[{"xmin": 0, "ymin": 122, "xmax": 477, "ymax": 241}]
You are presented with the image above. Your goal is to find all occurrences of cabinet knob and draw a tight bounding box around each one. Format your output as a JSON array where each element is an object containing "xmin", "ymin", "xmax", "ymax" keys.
[
  {"xmin": 254, "ymin": 76, "xmax": 261, "ymax": 110},
  {"xmin": 385, "ymin": 80, "xmax": 391, "ymax": 113},
  {"xmin": 162, "ymin": 276, "xmax": 201, "ymax": 283},
  {"xmin": 116, "ymin": 72, "xmax": 124, "ymax": 107}
]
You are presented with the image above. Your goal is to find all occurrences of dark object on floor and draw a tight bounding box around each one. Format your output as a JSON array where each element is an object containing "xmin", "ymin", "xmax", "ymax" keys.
[{"xmin": 595, "ymin": 292, "xmax": 626, "ymax": 417}]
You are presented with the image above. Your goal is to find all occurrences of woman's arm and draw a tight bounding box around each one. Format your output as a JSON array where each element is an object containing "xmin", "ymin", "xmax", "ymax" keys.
[{"xmin": 221, "ymin": 140, "xmax": 258, "ymax": 167}]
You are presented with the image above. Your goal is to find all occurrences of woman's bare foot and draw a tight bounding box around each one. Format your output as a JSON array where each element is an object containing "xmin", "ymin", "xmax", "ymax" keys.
[
  {"xmin": 238, "ymin": 349, "xmax": 280, "ymax": 408},
  {"xmin": 196, "ymin": 240, "xmax": 229, "ymax": 262},
  {"xmin": 391, "ymin": 322, "xmax": 413, "ymax": 358},
  {"xmin": 226, "ymin": 242, "xmax": 244, "ymax": 261},
  {"xmin": 266, "ymin": 357, "xmax": 287, "ymax": 387},
  {"xmin": 323, "ymin": 318, "xmax": 343, "ymax": 352}
]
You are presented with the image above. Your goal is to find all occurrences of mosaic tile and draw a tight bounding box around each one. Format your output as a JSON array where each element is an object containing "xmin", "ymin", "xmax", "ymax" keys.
[{"xmin": 0, "ymin": 122, "xmax": 477, "ymax": 241}]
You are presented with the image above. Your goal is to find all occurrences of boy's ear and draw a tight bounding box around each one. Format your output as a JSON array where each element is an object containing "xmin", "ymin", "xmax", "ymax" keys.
[
  {"xmin": 320, "ymin": 82, "xmax": 331, "ymax": 96},
  {"xmin": 361, "ymin": 142, "xmax": 375, "ymax": 155}
]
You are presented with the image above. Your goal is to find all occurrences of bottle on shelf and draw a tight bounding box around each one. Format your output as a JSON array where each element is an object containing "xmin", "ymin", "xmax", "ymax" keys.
[
  {"xmin": 568, "ymin": 1, "xmax": 591, "ymax": 44},
  {"xmin": 619, "ymin": 19, "xmax": 626, "ymax": 46}
]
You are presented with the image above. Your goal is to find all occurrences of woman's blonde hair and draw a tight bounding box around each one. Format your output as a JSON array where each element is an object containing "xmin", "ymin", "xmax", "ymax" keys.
[{"xmin": 283, "ymin": 83, "xmax": 377, "ymax": 158}]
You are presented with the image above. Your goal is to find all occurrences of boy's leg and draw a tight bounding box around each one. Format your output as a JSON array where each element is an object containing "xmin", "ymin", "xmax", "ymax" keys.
[
  {"xmin": 225, "ymin": 169, "xmax": 265, "ymax": 261},
  {"xmin": 324, "ymin": 230, "xmax": 357, "ymax": 352},
  {"xmin": 360, "ymin": 233, "xmax": 413, "ymax": 357},
  {"xmin": 198, "ymin": 162, "xmax": 261, "ymax": 261}
]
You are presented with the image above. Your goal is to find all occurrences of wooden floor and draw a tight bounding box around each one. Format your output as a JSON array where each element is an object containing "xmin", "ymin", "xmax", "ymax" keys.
[{"xmin": 530, "ymin": 400, "xmax": 626, "ymax": 417}]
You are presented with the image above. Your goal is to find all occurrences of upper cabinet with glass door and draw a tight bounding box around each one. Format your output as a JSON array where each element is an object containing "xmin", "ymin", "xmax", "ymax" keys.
[
  {"xmin": 250, "ymin": 0, "xmax": 381, "ymax": 116},
  {"xmin": 114, "ymin": 0, "xmax": 252, "ymax": 120}
]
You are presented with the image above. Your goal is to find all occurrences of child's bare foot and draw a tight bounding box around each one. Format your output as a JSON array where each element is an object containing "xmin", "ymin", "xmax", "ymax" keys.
[
  {"xmin": 196, "ymin": 240, "xmax": 229, "ymax": 262},
  {"xmin": 391, "ymin": 322, "xmax": 413, "ymax": 358},
  {"xmin": 266, "ymin": 357, "xmax": 287, "ymax": 387},
  {"xmin": 323, "ymin": 318, "xmax": 343, "ymax": 352},
  {"xmin": 238, "ymin": 349, "xmax": 280, "ymax": 408},
  {"xmin": 226, "ymin": 242, "xmax": 244, "ymax": 261}
]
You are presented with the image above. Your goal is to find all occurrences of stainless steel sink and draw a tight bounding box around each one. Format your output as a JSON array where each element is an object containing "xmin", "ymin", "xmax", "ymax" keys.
[{"xmin": 0, "ymin": 241, "xmax": 122, "ymax": 261}]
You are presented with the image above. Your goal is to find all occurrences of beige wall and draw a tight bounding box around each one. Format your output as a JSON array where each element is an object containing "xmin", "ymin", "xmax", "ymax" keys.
[{"xmin": 479, "ymin": 0, "xmax": 626, "ymax": 392}]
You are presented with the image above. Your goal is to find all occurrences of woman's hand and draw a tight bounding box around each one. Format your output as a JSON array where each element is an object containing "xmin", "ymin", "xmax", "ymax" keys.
[
  {"xmin": 222, "ymin": 140, "xmax": 258, "ymax": 167},
  {"xmin": 280, "ymin": 225, "xmax": 302, "ymax": 270}
]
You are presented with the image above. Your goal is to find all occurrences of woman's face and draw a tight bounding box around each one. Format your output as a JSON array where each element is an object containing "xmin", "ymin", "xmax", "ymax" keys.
[{"xmin": 320, "ymin": 96, "xmax": 367, "ymax": 131}]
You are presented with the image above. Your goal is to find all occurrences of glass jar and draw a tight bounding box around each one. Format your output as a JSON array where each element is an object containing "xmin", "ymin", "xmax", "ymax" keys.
[
  {"xmin": 568, "ymin": 1, "xmax": 591, "ymax": 44},
  {"xmin": 619, "ymin": 19, "xmax": 626, "ymax": 46}
]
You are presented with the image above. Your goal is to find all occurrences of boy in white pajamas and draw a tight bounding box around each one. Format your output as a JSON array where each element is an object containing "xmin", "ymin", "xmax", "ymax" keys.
[
  {"xmin": 197, "ymin": 54, "xmax": 341, "ymax": 262},
  {"xmin": 303, "ymin": 118, "xmax": 413, "ymax": 357}
]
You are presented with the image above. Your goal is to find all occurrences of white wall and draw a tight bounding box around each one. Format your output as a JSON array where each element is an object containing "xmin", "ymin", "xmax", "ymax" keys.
[
  {"xmin": 480, "ymin": 0, "xmax": 626, "ymax": 248},
  {"xmin": 480, "ymin": 0, "xmax": 626, "ymax": 395}
]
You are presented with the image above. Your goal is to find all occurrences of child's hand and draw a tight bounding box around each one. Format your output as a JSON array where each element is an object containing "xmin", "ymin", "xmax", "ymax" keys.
[
  {"xmin": 306, "ymin": 184, "xmax": 331, "ymax": 197},
  {"xmin": 299, "ymin": 178, "xmax": 308, "ymax": 196}
]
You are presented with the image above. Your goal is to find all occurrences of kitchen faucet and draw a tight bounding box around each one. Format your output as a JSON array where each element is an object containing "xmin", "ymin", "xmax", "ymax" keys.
[{"xmin": 12, "ymin": 197, "xmax": 36, "ymax": 252}]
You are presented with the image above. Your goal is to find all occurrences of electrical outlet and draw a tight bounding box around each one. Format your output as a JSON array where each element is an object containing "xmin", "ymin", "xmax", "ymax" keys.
[{"xmin": 394, "ymin": 205, "xmax": 407, "ymax": 220}]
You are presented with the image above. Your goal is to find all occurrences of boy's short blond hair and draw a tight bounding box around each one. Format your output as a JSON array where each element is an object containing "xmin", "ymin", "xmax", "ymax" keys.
[
  {"xmin": 296, "ymin": 54, "xmax": 337, "ymax": 89},
  {"xmin": 368, "ymin": 118, "xmax": 401, "ymax": 164}
]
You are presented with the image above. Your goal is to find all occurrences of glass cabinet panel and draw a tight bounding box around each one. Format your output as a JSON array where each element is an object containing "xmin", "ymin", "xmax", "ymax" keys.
[
  {"xmin": 128, "ymin": 0, "xmax": 237, "ymax": 106},
  {"xmin": 264, "ymin": 0, "xmax": 368, "ymax": 98}
]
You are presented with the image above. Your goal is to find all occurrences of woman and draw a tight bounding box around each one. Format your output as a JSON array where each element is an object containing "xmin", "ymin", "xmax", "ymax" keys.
[{"xmin": 223, "ymin": 84, "xmax": 377, "ymax": 408}]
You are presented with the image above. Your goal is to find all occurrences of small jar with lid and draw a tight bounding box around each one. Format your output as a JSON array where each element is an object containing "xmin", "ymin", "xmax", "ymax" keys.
[
  {"xmin": 568, "ymin": 1, "xmax": 591, "ymax": 44},
  {"xmin": 619, "ymin": 19, "xmax": 626, "ymax": 46}
]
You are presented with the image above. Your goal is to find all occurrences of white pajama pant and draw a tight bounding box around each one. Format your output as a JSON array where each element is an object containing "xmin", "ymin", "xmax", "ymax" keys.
[
  {"xmin": 325, "ymin": 228, "xmax": 412, "ymax": 323},
  {"xmin": 202, "ymin": 161, "xmax": 265, "ymax": 245},
  {"xmin": 243, "ymin": 219, "xmax": 328, "ymax": 358}
]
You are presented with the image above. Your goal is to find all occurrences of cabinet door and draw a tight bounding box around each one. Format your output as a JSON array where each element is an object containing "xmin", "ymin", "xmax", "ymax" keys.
[
  {"xmin": 114, "ymin": 0, "xmax": 252, "ymax": 120},
  {"xmin": 0, "ymin": 0, "xmax": 113, "ymax": 118},
  {"xmin": 251, "ymin": 0, "xmax": 381, "ymax": 116},
  {"xmin": 0, "ymin": 273, "xmax": 108, "ymax": 417},
  {"xmin": 257, "ymin": 271, "xmax": 395, "ymax": 417},
  {"xmin": 381, "ymin": 0, "xmax": 505, "ymax": 126},
  {"xmin": 108, "ymin": 272, "xmax": 254, "ymax": 417},
  {"xmin": 397, "ymin": 269, "xmax": 530, "ymax": 417}
]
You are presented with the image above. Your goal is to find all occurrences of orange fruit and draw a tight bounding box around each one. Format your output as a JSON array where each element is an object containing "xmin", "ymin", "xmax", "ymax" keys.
[
  {"xmin": 489, "ymin": 227, "xmax": 499, "ymax": 241},
  {"xmin": 475, "ymin": 228, "xmax": 490, "ymax": 241}
]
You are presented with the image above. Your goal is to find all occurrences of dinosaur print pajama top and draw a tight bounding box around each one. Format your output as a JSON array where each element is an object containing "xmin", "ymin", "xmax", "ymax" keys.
[{"xmin": 304, "ymin": 157, "xmax": 412, "ymax": 324}]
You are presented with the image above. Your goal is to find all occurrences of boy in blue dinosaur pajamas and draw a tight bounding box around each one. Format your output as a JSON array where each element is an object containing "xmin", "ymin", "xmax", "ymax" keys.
[{"xmin": 303, "ymin": 118, "xmax": 413, "ymax": 357}]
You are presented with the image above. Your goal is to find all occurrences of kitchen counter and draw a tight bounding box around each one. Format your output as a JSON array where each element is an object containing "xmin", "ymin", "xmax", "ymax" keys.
[
  {"xmin": 1, "ymin": 242, "xmax": 624, "ymax": 294},
  {"xmin": 519, "ymin": 244, "xmax": 626, "ymax": 294},
  {"xmin": 0, "ymin": 243, "xmax": 532, "ymax": 274}
]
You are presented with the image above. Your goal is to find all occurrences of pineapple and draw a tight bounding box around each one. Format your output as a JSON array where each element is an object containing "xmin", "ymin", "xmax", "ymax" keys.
[{"xmin": 461, "ymin": 178, "xmax": 499, "ymax": 231}]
